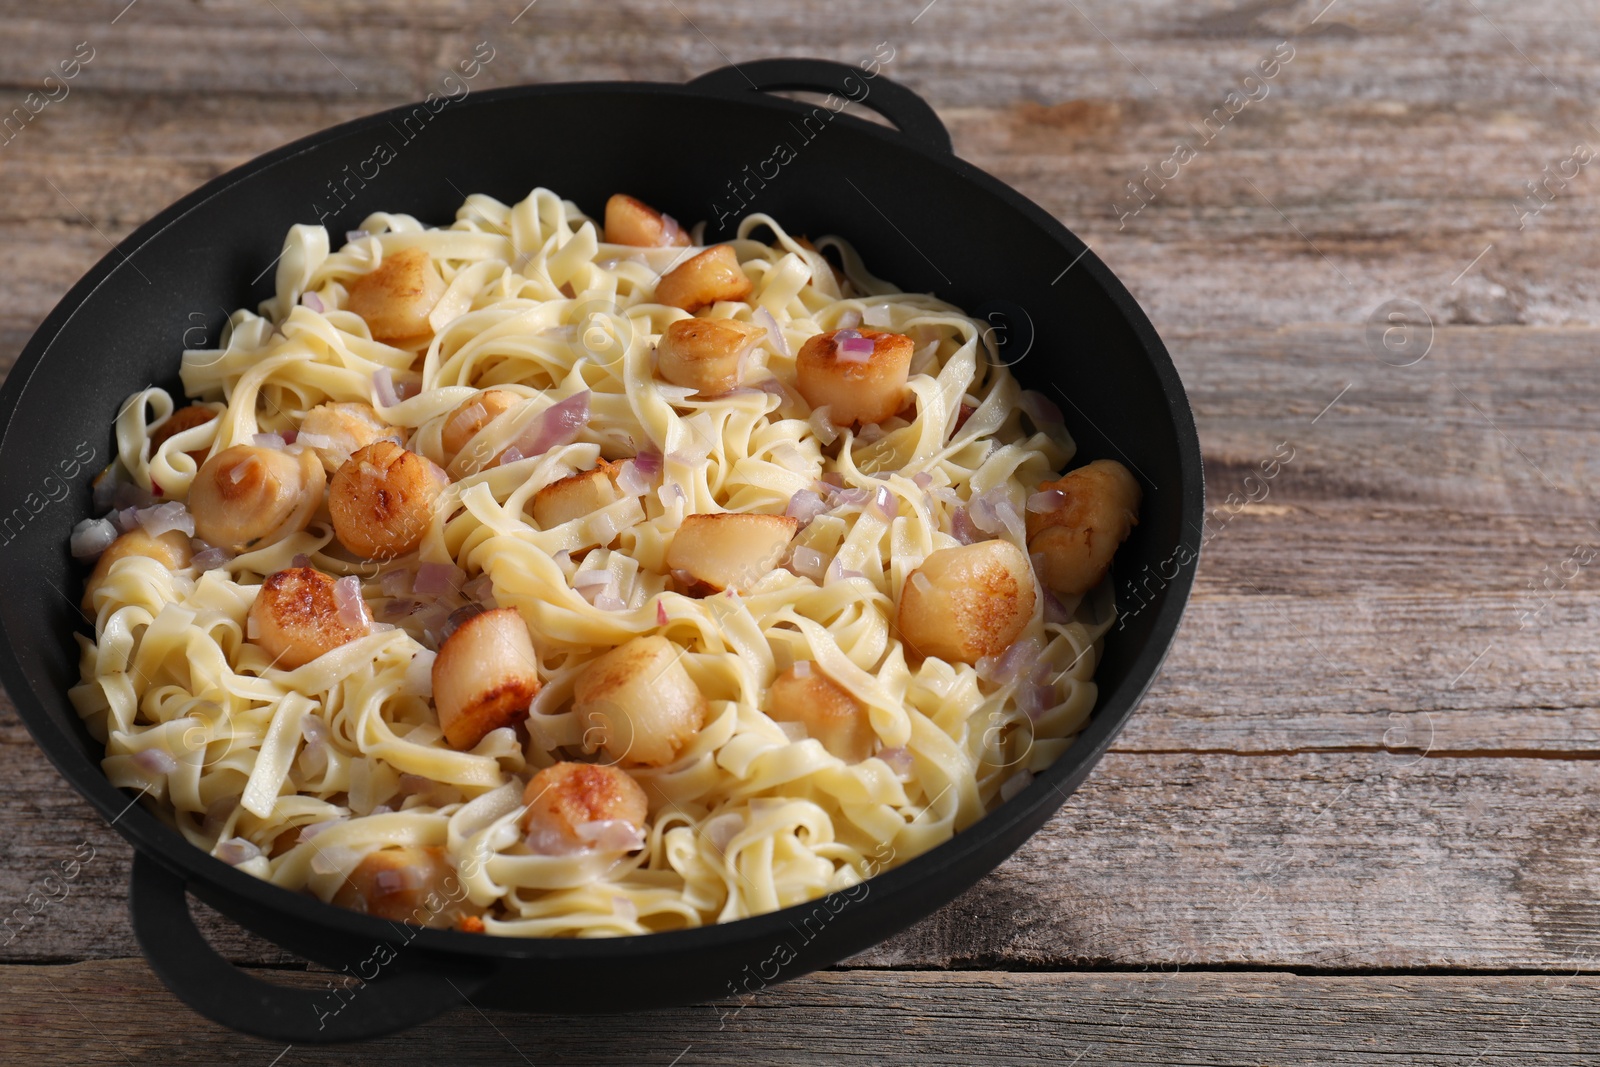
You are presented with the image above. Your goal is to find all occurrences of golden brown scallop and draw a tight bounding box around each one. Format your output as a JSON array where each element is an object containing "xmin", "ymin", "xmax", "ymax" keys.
[
  {"xmin": 247, "ymin": 567, "xmax": 371, "ymax": 670},
  {"xmin": 329, "ymin": 441, "xmax": 450, "ymax": 560},
  {"xmin": 603, "ymin": 194, "xmax": 691, "ymax": 248},
  {"xmin": 768, "ymin": 662, "xmax": 876, "ymax": 763},
  {"xmin": 431, "ymin": 607, "xmax": 541, "ymax": 750},
  {"xmin": 1026, "ymin": 459, "xmax": 1141, "ymax": 598},
  {"xmin": 345, "ymin": 247, "xmax": 448, "ymax": 348},
  {"xmin": 665, "ymin": 512, "xmax": 800, "ymax": 597},
  {"xmin": 298, "ymin": 401, "xmax": 392, "ymax": 474},
  {"xmin": 653, "ymin": 245, "xmax": 752, "ymax": 313},
  {"xmin": 80, "ymin": 528, "xmax": 193, "ymax": 613},
  {"xmin": 189, "ymin": 444, "xmax": 325, "ymax": 554},
  {"xmin": 440, "ymin": 389, "xmax": 520, "ymax": 466},
  {"xmin": 655, "ymin": 317, "xmax": 765, "ymax": 397},
  {"xmin": 573, "ymin": 635, "xmax": 706, "ymax": 767},
  {"xmin": 332, "ymin": 846, "xmax": 480, "ymax": 927},
  {"xmin": 896, "ymin": 540, "xmax": 1036, "ymax": 664},
  {"xmin": 149, "ymin": 405, "xmax": 219, "ymax": 467},
  {"xmin": 520, "ymin": 761, "xmax": 649, "ymax": 851},
  {"xmin": 795, "ymin": 327, "xmax": 915, "ymax": 426}
]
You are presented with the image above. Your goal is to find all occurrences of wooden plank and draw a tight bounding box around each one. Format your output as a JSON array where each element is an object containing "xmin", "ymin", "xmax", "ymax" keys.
[
  {"xmin": 8, "ymin": 740, "xmax": 1600, "ymax": 970},
  {"xmin": 6, "ymin": 959, "xmax": 1600, "ymax": 1065}
]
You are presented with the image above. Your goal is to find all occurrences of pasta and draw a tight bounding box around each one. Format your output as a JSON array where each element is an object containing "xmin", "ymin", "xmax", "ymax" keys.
[{"xmin": 65, "ymin": 187, "xmax": 1140, "ymax": 937}]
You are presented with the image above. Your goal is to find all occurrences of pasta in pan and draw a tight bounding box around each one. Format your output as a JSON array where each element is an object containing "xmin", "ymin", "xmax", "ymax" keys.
[{"xmin": 66, "ymin": 187, "xmax": 1140, "ymax": 936}]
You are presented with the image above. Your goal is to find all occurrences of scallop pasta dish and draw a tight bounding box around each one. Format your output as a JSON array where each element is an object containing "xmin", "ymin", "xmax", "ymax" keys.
[{"xmin": 66, "ymin": 187, "xmax": 1141, "ymax": 937}]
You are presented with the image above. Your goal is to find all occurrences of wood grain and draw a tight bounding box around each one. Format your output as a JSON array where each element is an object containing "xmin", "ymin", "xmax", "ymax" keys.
[{"xmin": 6, "ymin": 959, "xmax": 1600, "ymax": 1066}]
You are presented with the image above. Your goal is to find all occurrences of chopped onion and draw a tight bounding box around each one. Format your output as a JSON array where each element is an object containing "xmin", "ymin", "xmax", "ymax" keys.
[
  {"xmin": 862, "ymin": 304, "xmax": 893, "ymax": 327},
  {"xmin": 658, "ymin": 482, "xmax": 686, "ymax": 509},
  {"xmin": 576, "ymin": 819, "xmax": 645, "ymax": 851},
  {"xmin": 831, "ymin": 487, "xmax": 871, "ymax": 508},
  {"xmin": 655, "ymin": 383, "xmax": 698, "ymax": 402},
  {"xmin": 912, "ymin": 471, "xmax": 933, "ymax": 489},
  {"xmin": 837, "ymin": 335, "xmax": 875, "ymax": 360},
  {"xmin": 633, "ymin": 449, "xmax": 663, "ymax": 477},
  {"xmin": 372, "ymin": 367, "xmax": 400, "ymax": 408},
  {"xmin": 612, "ymin": 895, "xmax": 638, "ymax": 922},
  {"xmin": 252, "ymin": 432, "xmax": 286, "ymax": 450},
  {"xmin": 137, "ymin": 502, "xmax": 195, "ymax": 539},
  {"xmin": 192, "ymin": 545, "xmax": 233, "ymax": 571},
  {"xmin": 70, "ymin": 517, "xmax": 118, "ymax": 560},
  {"xmin": 215, "ymin": 837, "xmax": 262, "ymax": 866},
  {"xmin": 413, "ymin": 561, "xmax": 463, "ymax": 596},
  {"xmin": 1000, "ymin": 769, "xmax": 1034, "ymax": 802},
  {"xmin": 827, "ymin": 558, "xmax": 864, "ymax": 582},
  {"xmin": 867, "ymin": 485, "xmax": 895, "ymax": 522},
  {"xmin": 497, "ymin": 446, "xmax": 526, "ymax": 466},
  {"xmin": 702, "ymin": 812, "xmax": 745, "ymax": 852},
  {"xmin": 134, "ymin": 748, "xmax": 179, "ymax": 775},
  {"xmin": 1043, "ymin": 589, "xmax": 1071, "ymax": 625},
  {"xmin": 615, "ymin": 459, "xmax": 651, "ymax": 496},
  {"xmin": 789, "ymin": 546, "xmax": 826, "ymax": 580},
  {"xmin": 835, "ymin": 310, "xmax": 862, "ymax": 330},
  {"xmin": 379, "ymin": 568, "xmax": 413, "ymax": 597},
  {"xmin": 1019, "ymin": 682, "xmax": 1058, "ymax": 720},
  {"xmin": 332, "ymin": 575, "xmax": 369, "ymax": 629},
  {"xmin": 504, "ymin": 391, "xmax": 590, "ymax": 460},
  {"xmin": 808, "ymin": 406, "xmax": 839, "ymax": 445},
  {"xmin": 792, "ymin": 660, "xmax": 812, "ymax": 678},
  {"xmin": 346, "ymin": 229, "xmax": 369, "ymax": 244},
  {"xmin": 300, "ymin": 291, "xmax": 325, "ymax": 313},
  {"xmin": 656, "ymin": 601, "xmax": 669, "ymax": 626},
  {"xmin": 977, "ymin": 636, "xmax": 1044, "ymax": 686},
  {"xmin": 786, "ymin": 489, "xmax": 828, "ymax": 525},
  {"xmin": 969, "ymin": 488, "xmax": 1025, "ymax": 542},
  {"xmin": 1027, "ymin": 489, "xmax": 1067, "ymax": 514},
  {"xmin": 227, "ymin": 454, "xmax": 262, "ymax": 485},
  {"xmin": 911, "ymin": 571, "xmax": 932, "ymax": 595},
  {"xmin": 296, "ymin": 431, "xmax": 334, "ymax": 451},
  {"xmin": 1019, "ymin": 390, "xmax": 1064, "ymax": 427},
  {"xmin": 877, "ymin": 746, "xmax": 913, "ymax": 776},
  {"xmin": 776, "ymin": 720, "xmax": 808, "ymax": 742},
  {"xmin": 301, "ymin": 714, "xmax": 329, "ymax": 747},
  {"xmin": 754, "ymin": 306, "xmax": 790, "ymax": 357}
]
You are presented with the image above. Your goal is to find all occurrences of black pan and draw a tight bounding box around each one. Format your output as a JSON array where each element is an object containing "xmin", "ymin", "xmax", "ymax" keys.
[{"xmin": 0, "ymin": 58, "xmax": 1203, "ymax": 1042}]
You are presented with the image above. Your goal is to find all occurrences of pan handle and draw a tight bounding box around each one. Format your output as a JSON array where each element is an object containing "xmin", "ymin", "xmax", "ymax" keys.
[
  {"xmin": 687, "ymin": 57, "xmax": 953, "ymax": 156},
  {"xmin": 128, "ymin": 852, "xmax": 491, "ymax": 1043}
]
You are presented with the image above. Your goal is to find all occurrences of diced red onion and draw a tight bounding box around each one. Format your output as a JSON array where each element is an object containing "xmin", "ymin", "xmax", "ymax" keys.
[
  {"xmin": 838, "ymin": 334, "xmax": 875, "ymax": 358},
  {"xmin": 1027, "ymin": 489, "xmax": 1067, "ymax": 514},
  {"xmin": 192, "ymin": 545, "xmax": 233, "ymax": 571},
  {"xmin": 372, "ymin": 367, "xmax": 401, "ymax": 408},
  {"xmin": 977, "ymin": 636, "xmax": 1044, "ymax": 686},
  {"xmin": 252, "ymin": 432, "xmax": 286, "ymax": 450},
  {"xmin": 395, "ymin": 379, "xmax": 421, "ymax": 401},
  {"xmin": 299, "ymin": 818, "xmax": 344, "ymax": 842},
  {"xmin": 111, "ymin": 506, "xmax": 139, "ymax": 534},
  {"xmin": 862, "ymin": 304, "xmax": 893, "ymax": 327},
  {"xmin": 134, "ymin": 748, "xmax": 179, "ymax": 775},
  {"xmin": 497, "ymin": 446, "xmax": 526, "ymax": 466},
  {"xmin": 413, "ymin": 561, "xmax": 463, "ymax": 596},
  {"xmin": 576, "ymin": 819, "xmax": 645, "ymax": 851},
  {"xmin": 808, "ymin": 406, "xmax": 839, "ymax": 445},
  {"xmin": 301, "ymin": 714, "xmax": 329, "ymax": 747},
  {"xmin": 789, "ymin": 546, "xmax": 826, "ymax": 580},
  {"xmin": 786, "ymin": 489, "xmax": 828, "ymax": 525},
  {"xmin": 332, "ymin": 575, "xmax": 369, "ymax": 629},
  {"xmin": 835, "ymin": 310, "xmax": 862, "ymax": 330},
  {"xmin": 877, "ymin": 746, "xmax": 913, "ymax": 776},
  {"xmin": 656, "ymin": 601, "xmax": 669, "ymax": 626},
  {"xmin": 633, "ymin": 449, "xmax": 663, "ymax": 477},
  {"xmin": 969, "ymin": 488, "xmax": 1025, "ymax": 542},
  {"xmin": 702, "ymin": 812, "xmax": 744, "ymax": 852},
  {"xmin": 374, "ymin": 867, "xmax": 419, "ymax": 894},
  {"xmin": 754, "ymin": 306, "xmax": 790, "ymax": 358},
  {"xmin": 827, "ymin": 558, "xmax": 863, "ymax": 582},
  {"xmin": 615, "ymin": 459, "xmax": 651, "ymax": 496},
  {"xmin": 1019, "ymin": 390, "xmax": 1064, "ymax": 427},
  {"xmin": 137, "ymin": 502, "xmax": 195, "ymax": 539},
  {"xmin": 912, "ymin": 471, "xmax": 933, "ymax": 489},
  {"xmin": 379, "ymin": 568, "xmax": 413, "ymax": 598},
  {"xmin": 504, "ymin": 391, "xmax": 590, "ymax": 460},
  {"xmin": 111, "ymin": 476, "xmax": 156, "ymax": 511},
  {"xmin": 296, "ymin": 431, "xmax": 333, "ymax": 451},
  {"xmin": 202, "ymin": 795, "xmax": 240, "ymax": 837},
  {"xmin": 215, "ymin": 837, "xmax": 262, "ymax": 866},
  {"xmin": 1000, "ymin": 769, "xmax": 1034, "ymax": 802},
  {"xmin": 461, "ymin": 572, "xmax": 496, "ymax": 604},
  {"xmin": 1043, "ymin": 589, "xmax": 1070, "ymax": 624},
  {"xmin": 867, "ymin": 485, "xmax": 895, "ymax": 522},
  {"xmin": 346, "ymin": 229, "xmax": 370, "ymax": 244},
  {"xmin": 70, "ymin": 517, "xmax": 118, "ymax": 560},
  {"xmin": 593, "ymin": 593, "xmax": 627, "ymax": 612},
  {"xmin": 227, "ymin": 454, "xmax": 261, "ymax": 485},
  {"xmin": 658, "ymin": 482, "xmax": 686, "ymax": 509},
  {"xmin": 1019, "ymin": 683, "xmax": 1058, "ymax": 720},
  {"xmin": 291, "ymin": 553, "xmax": 313, "ymax": 569},
  {"xmin": 831, "ymin": 487, "xmax": 871, "ymax": 508},
  {"xmin": 440, "ymin": 603, "xmax": 485, "ymax": 642},
  {"xmin": 300, "ymin": 291, "xmax": 325, "ymax": 313}
]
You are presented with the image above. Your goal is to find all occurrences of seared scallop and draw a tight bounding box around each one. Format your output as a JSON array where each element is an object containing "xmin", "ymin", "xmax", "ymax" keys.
[
  {"xmin": 665, "ymin": 512, "xmax": 799, "ymax": 597},
  {"xmin": 150, "ymin": 404, "xmax": 219, "ymax": 467},
  {"xmin": 440, "ymin": 389, "xmax": 520, "ymax": 466},
  {"xmin": 80, "ymin": 528, "xmax": 193, "ymax": 612},
  {"xmin": 189, "ymin": 444, "xmax": 325, "ymax": 553},
  {"xmin": 653, "ymin": 245, "xmax": 751, "ymax": 313},
  {"xmin": 655, "ymin": 317, "xmax": 765, "ymax": 397},
  {"xmin": 329, "ymin": 441, "xmax": 450, "ymax": 560},
  {"xmin": 247, "ymin": 567, "xmax": 370, "ymax": 669},
  {"xmin": 528, "ymin": 461, "xmax": 625, "ymax": 535},
  {"xmin": 795, "ymin": 327, "xmax": 914, "ymax": 426},
  {"xmin": 897, "ymin": 540, "xmax": 1036, "ymax": 664},
  {"xmin": 574, "ymin": 635, "xmax": 706, "ymax": 767},
  {"xmin": 431, "ymin": 607, "xmax": 541, "ymax": 750},
  {"xmin": 298, "ymin": 401, "xmax": 392, "ymax": 474},
  {"xmin": 521, "ymin": 761, "xmax": 649, "ymax": 853},
  {"xmin": 345, "ymin": 246, "xmax": 448, "ymax": 348},
  {"xmin": 332, "ymin": 846, "xmax": 478, "ymax": 927},
  {"xmin": 1026, "ymin": 459, "xmax": 1141, "ymax": 598},
  {"xmin": 768, "ymin": 662, "xmax": 875, "ymax": 763},
  {"xmin": 603, "ymin": 194, "xmax": 691, "ymax": 248}
]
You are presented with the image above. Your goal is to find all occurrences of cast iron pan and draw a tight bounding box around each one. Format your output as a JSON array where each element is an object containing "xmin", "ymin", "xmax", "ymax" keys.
[{"xmin": 0, "ymin": 58, "xmax": 1203, "ymax": 1042}]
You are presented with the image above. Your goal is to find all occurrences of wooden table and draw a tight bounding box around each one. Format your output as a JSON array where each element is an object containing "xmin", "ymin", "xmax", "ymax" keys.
[{"xmin": 4, "ymin": 1, "xmax": 1597, "ymax": 1062}]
